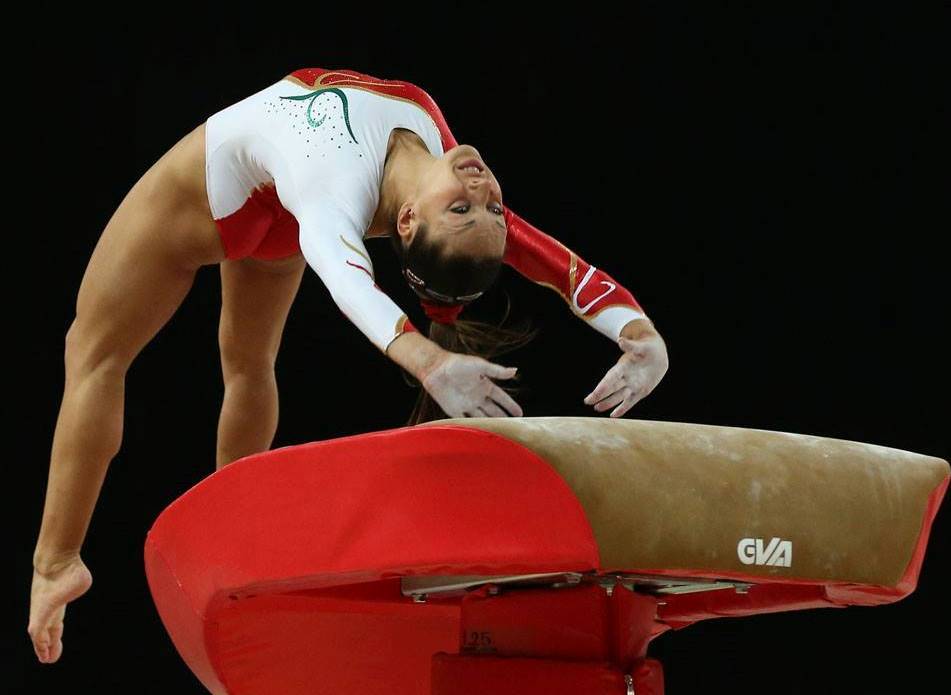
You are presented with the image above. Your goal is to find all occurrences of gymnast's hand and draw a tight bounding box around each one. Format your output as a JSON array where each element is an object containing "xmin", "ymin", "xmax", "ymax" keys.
[
  {"xmin": 422, "ymin": 352, "xmax": 523, "ymax": 418},
  {"xmin": 584, "ymin": 335, "xmax": 669, "ymax": 418},
  {"xmin": 28, "ymin": 554, "xmax": 93, "ymax": 663}
]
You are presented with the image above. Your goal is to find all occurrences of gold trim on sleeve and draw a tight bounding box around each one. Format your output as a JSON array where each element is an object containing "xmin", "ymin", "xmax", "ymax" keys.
[
  {"xmin": 394, "ymin": 314, "xmax": 409, "ymax": 335},
  {"xmin": 568, "ymin": 252, "xmax": 578, "ymax": 297},
  {"xmin": 339, "ymin": 235, "xmax": 374, "ymax": 268}
]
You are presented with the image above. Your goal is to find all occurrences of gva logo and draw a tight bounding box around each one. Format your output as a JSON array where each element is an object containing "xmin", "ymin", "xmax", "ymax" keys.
[{"xmin": 737, "ymin": 537, "xmax": 793, "ymax": 567}]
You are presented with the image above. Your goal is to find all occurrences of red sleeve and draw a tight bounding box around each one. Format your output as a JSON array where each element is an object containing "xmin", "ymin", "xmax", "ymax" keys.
[{"xmin": 502, "ymin": 207, "xmax": 650, "ymax": 339}]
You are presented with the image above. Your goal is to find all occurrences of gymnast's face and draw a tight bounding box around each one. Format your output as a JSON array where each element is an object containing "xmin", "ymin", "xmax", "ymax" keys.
[{"xmin": 401, "ymin": 145, "xmax": 507, "ymax": 259}]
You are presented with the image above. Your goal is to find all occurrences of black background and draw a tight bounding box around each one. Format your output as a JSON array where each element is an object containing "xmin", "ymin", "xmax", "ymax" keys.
[{"xmin": 12, "ymin": 4, "xmax": 948, "ymax": 694}]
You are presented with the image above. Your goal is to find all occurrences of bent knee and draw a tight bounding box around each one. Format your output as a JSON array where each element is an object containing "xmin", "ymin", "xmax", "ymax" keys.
[
  {"xmin": 219, "ymin": 347, "xmax": 277, "ymax": 381},
  {"xmin": 218, "ymin": 327, "xmax": 281, "ymax": 379},
  {"xmin": 63, "ymin": 319, "xmax": 135, "ymax": 379}
]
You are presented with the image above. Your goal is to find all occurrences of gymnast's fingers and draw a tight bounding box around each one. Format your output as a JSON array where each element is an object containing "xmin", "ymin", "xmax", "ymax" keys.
[
  {"xmin": 479, "ymin": 400, "xmax": 509, "ymax": 418},
  {"xmin": 584, "ymin": 364, "xmax": 626, "ymax": 406},
  {"xmin": 488, "ymin": 384, "xmax": 523, "ymax": 417},
  {"xmin": 610, "ymin": 389, "xmax": 644, "ymax": 418},
  {"xmin": 592, "ymin": 387, "xmax": 630, "ymax": 413},
  {"xmin": 482, "ymin": 361, "xmax": 518, "ymax": 381}
]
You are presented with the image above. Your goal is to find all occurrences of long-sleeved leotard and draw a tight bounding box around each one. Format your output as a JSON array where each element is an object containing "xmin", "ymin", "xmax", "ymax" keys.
[{"xmin": 204, "ymin": 67, "xmax": 649, "ymax": 353}]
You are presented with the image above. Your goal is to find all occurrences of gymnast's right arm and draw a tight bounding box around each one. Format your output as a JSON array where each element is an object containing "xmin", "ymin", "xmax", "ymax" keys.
[{"xmin": 288, "ymin": 196, "xmax": 521, "ymax": 417}]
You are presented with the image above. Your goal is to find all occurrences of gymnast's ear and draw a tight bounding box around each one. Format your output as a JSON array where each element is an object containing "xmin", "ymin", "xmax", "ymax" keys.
[{"xmin": 395, "ymin": 202, "xmax": 420, "ymax": 249}]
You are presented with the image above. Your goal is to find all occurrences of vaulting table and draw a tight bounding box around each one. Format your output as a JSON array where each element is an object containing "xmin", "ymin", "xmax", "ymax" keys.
[{"xmin": 145, "ymin": 417, "xmax": 949, "ymax": 694}]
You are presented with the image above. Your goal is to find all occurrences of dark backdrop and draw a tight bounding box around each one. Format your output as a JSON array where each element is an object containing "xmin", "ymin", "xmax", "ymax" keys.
[{"xmin": 12, "ymin": 5, "xmax": 948, "ymax": 694}]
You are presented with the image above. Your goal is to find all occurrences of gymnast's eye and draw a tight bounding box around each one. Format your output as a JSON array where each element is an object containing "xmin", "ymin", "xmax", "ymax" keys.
[{"xmin": 452, "ymin": 203, "xmax": 504, "ymax": 215}]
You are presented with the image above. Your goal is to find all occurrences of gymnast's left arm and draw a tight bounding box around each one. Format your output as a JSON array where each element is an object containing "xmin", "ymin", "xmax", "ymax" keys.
[{"xmin": 502, "ymin": 207, "xmax": 669, "ymax": 417}]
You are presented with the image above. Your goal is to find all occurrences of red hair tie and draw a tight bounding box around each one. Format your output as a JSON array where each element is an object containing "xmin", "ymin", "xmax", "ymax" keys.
[{"xmin": 420, "ymin": 299, "xmax": 464, "ymax": 324}]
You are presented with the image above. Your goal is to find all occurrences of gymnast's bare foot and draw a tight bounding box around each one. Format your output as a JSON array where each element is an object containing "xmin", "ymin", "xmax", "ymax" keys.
[{"xmin": 29, "ymin": 555, "xmax": 93, "ymax": 663}]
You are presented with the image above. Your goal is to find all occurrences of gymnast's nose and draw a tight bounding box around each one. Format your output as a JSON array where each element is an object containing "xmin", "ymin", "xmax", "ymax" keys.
[{"xmin": 467, "ymin": 175, "xmax": 500, "ymax": 202}]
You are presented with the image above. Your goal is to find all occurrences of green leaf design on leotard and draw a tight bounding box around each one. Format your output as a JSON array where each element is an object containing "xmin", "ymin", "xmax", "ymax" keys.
[{"xmin": 280, "ymin": 87, "xmax": 359, "ymax": 144}]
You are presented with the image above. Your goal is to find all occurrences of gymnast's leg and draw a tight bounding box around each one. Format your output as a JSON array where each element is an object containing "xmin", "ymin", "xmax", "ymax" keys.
[
  {"xmin": 216, "ymin": 254, "xmax": 306, "ymax": 469},
  {"xmin": 29, "ymin": 124, "xmax": 227, "ymax": 663}
]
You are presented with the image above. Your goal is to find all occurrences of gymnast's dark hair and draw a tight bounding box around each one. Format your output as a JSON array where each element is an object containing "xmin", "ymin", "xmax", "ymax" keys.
[{"xmin": 390, "ymin": 223, "xmax": 538, "ymax": 425}]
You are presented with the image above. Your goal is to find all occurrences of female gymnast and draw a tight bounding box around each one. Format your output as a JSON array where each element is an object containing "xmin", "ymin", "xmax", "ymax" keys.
[{"xmin": 29, "ymin": 67, "xmax": 669, "ymax": 664}]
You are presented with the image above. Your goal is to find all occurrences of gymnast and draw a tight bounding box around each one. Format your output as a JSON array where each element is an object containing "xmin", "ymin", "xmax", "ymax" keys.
[{"xmin": 29, "ymin": 67, "xmax": 669, "ymax": 664}]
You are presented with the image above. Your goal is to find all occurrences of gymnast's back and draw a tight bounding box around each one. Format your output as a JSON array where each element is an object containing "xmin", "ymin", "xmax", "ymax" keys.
[{"xmin": 204, "ymin": 68, "xmax": 447, "ymax": 237}]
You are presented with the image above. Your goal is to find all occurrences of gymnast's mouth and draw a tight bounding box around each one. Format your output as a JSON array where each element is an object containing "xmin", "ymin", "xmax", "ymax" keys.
[{"xmin": 456, "ymin": 158, "xmax": 485, "ymax": 174}]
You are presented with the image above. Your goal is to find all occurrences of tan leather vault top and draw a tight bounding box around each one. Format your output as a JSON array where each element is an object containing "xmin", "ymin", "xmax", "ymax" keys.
[{"xmin": 420, "ymin": 417, "xmax": 949, "ymax": 587}]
